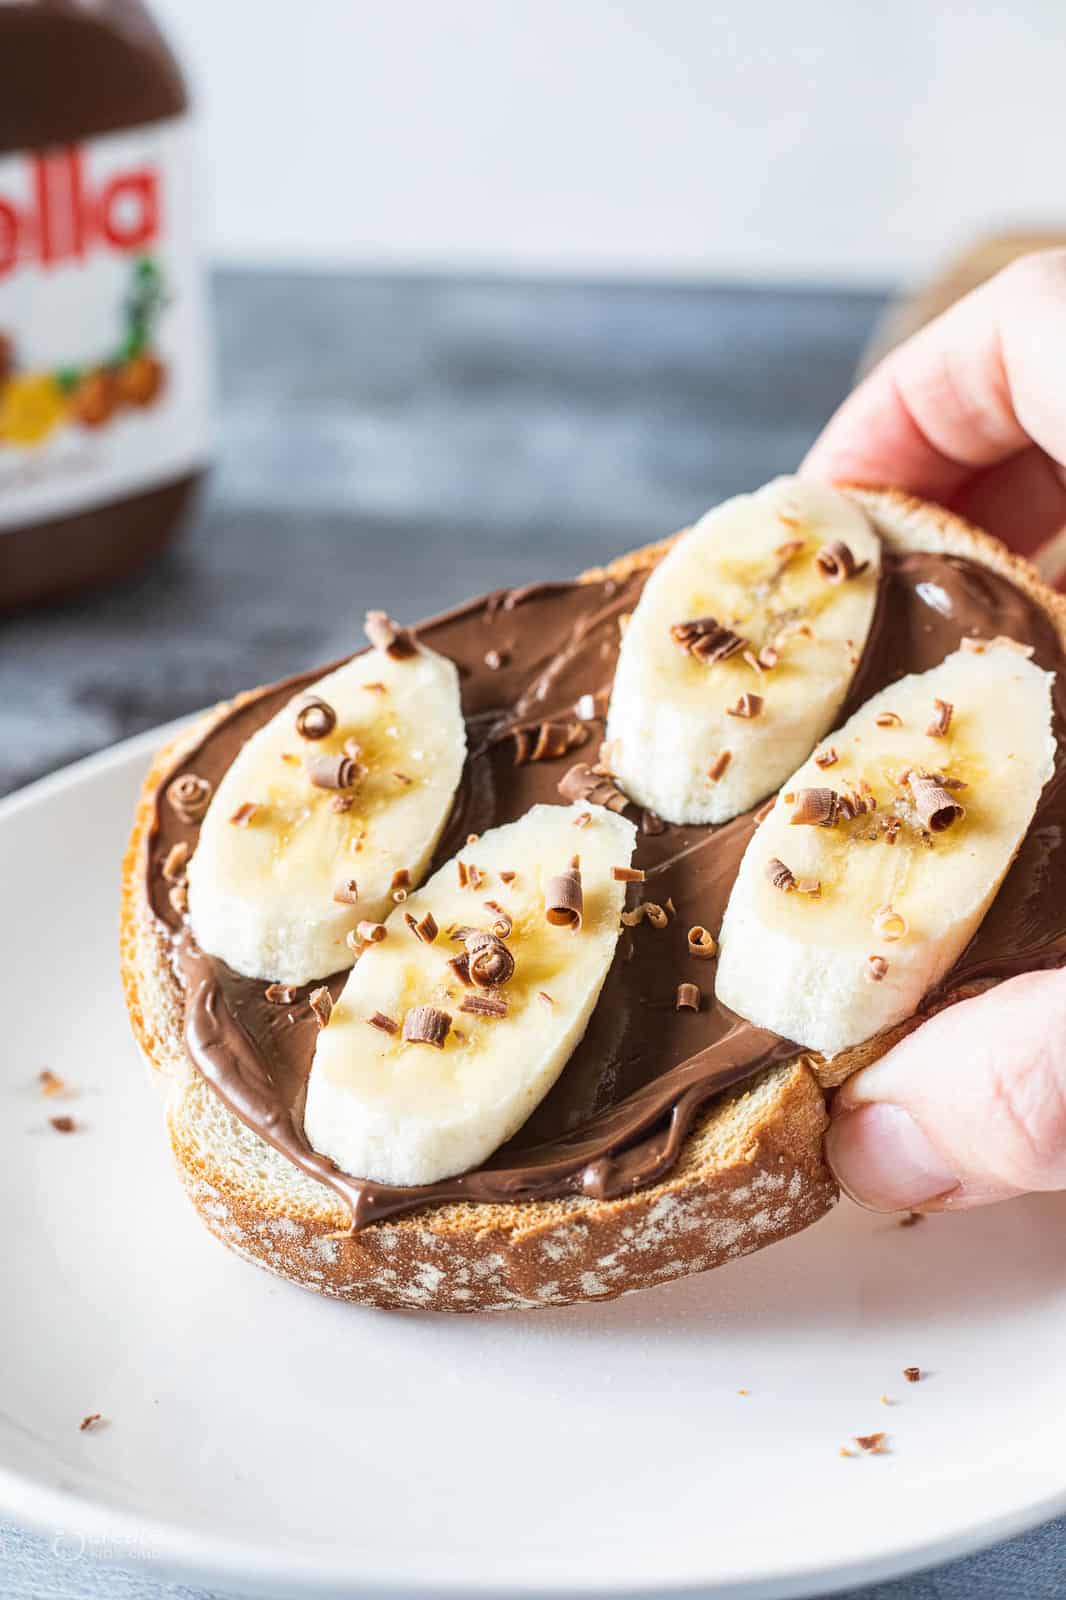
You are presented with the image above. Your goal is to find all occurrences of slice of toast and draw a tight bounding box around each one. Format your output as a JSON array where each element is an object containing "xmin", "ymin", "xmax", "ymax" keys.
[{"xmin": 120, "ymin": 488, "xmax": 1066, "ymax": 1311}]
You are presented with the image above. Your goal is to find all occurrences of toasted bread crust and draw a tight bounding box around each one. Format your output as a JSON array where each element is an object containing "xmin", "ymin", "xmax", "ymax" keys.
[{"xmin": 120, "ymin": 487, "xmax": 1066, "ymax": 1310}]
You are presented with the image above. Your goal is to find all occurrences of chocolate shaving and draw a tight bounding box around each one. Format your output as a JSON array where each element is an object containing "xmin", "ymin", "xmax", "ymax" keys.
[
  {"xmin": 670, "ymin": 616, "xmax": 747, "ymax": 665},
  {"xmin": 538, "ymin": 990, "xmax": 554, "ymax": 1006},
  {"xmin": 161, "ymin": 842, "xmax": 189, "ymax": 881},
  {"xmin": 545, "ymin": 866, "xmax": 583, "ymax": 929},
  {"xmin": 294, "ymin": 696, "xmax": 336, "ymax": 740},
  {"xmin": 903, "ymin": 1367, "xmax": 922, "ymax": 1383},
  {"xmin": 415, "ymin": 911, "xmax": 439, "ymax": 944},
  {"xmin": 308, "ymin": 753, "xmax": 364, "ymax": 790},
  {"xmin": 557, "ymin": 762, "xmax": 629, "ymax": 813},
  {"xmin": 333, "ymin": 878, "xmax": 360, "ymax": 904},
  {"xmin": 726, "ymin": 692, "xmax": 764, "ymax": 719},
  {"xmin": 854, "ymin": 1432, "xmax": 888, "ymax": 1454},
  {"xmin": 675, "ymin": 982, "xmax": 701, "ymax": 1011},
  {"xmin": 402, "ymin": 1005, "xmax": 452, "ymax": 1048},
  {"xmin": 79, "ymin": 1413, "xmax": 104, "ymax": 1432},
  {"xmin": 641, "ymin": 809, "xmax": 666, "ymax": 836},
  {"xmin": 814, "ymin": 746, "xmax": 838, "ymax": 769},
  {"xmin": 393, "ymin": 770, "xmax": 413, "ymax": 786},
  {"xmin": 815, "ymin": 539, "xmax": 868, "ymax": 583},
  {"xmin": 168, "ymin": 883, "xmax": 188, "ymax": 916},
  {"xmin": 875, "ymin": 711, "xmax": 902, "ymax": 728},
  {"xmin": 50, "ymin": 1115, "xmax": 77, "ymax": 1133},
  {"xmin": 390, "ymin": 869, "xmax": 411, "ymax": 893},
  {"xmin": 789, "ymin": 786, "xmax": 839, "ymax": 827},
  {"xmin": 38, "ymin": 1069, "xmax": 66, "ymax": 1098},
  {"xmin": 166, "ymin": 772, "xmax": 212, "ymax": 822},
  {"xmin": 265, "ymin": 983, "xmax": 297, "ymax": 1005},
  {"xmin": 867, "ymin": 955, "xmax": 889, "ymax": 982},
  {"xmin": 766, "ymin": 857, "xmax": 796, "ymax": 892},
  {"xmin": 612, "ymin": 865, "xmax": 645, "ymax": 882},
  {"xmin": 514, "ymin": 720, "xmax": 588, "ymax": 765},
  {"xmin": 795, "ymin": 877, "xmax": 821, "ymax": 896},
  {"xmin": 460, "ymin": 993, "xmax": 508, "ymax": 1019},
  {"xmin": 707, "ymin": 750, "xmax": 732, "ymax": 782},
  {"xmin": 483, "ymin": 900, "xmax": 513, "ymax": 937},
  {"xmin": 465, "ymin": 931, "xmax": 516, "ymax": 987},
  {"xmin": 367, "ymin": 1011, "xmax": 399, "ymax": 1035},
  {"xmin": 908, "ymin": 773, "xmax": 964, "ymax": 832},
  {"xmin": 756, "ymin": 644, "xmax": 780, "ymax": 671},
  {"xmin": 448, "ymin": 952, "xmax": 473, "ymax": 986},
  {"xmin": 228, "ymin": 802, "xmax": 259, "ymax": 826},
  {"xmin": 309, "ymin": 987, "xmax": 333, "ymax": 1028},
  {"xmin": 356, "ymin": 920, "xmax": 387, "ymax": 944},
  {"xmin": 687, "ymin": 926, "xmax": 717, "ymax": 959},
  {"xmin": 331, "ymin": 794, "xmax": 354, "ymax": 813},
  {"xmin": 838, "ymin": 781, "xmax": 877, "ymax": 820},
  {"xmin": 484, "ymin": 649, "xmax": 506, "ymax": 670},
  {"xmin": 365, "ymin": 609, "xmax": 418, "ymax": 658},
  {"xmin": 926, "ymin": 698, "xmax": 953, "ymax": 738},
  {"xmin": 499, "ymin": 870, "xmax": 516, "ymax": 884}
]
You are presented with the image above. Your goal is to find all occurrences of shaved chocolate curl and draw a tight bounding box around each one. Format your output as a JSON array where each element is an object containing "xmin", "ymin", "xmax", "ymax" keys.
[
  {"xmin": 365, "ymin": 610, "xmax": 418, "ymax": 658},
  {"xmin": 166, "ymin": 772, "xmax": 212, "ymax": 822},
  {"xmin": 464, "ymin": 931, "xmax": 515, "ymax": 987},
  {"xmin": 815, "ymin": 540, "xmax": 868, "ymax": 583},
  {"xmin": 368, "ymin": 1011, "xmax": 399, "ymax": 1035},
  {"xmin": 308, "ymin": 753, "xmax": 365, "ymax": 790},
  {"xmin": 356, "ymin": 920, "xmax": 387, "ymax": 944},
  {"xmin": 514, "ymin": 720, "xmax": 588, "ymax": 765},
  {"xmin": 926, "ymin": 698, "xmax": 953, "ymax": 738},
  {"xmin": 265, "ymin": 983, "xmax": 297, "ymax": 1006},
  {"xmin": 545, "ymin": 866, "xmax": 583, "ymax": 929},
  {"xmin": 333, "ymin": 878, "xmax": 360, "ymax": 904},
  {"xmin": 727, "ymin": 692, "xmax": 763, "ymax": 719},
  {"xmin": 675, "ymin": 982, "xmax": 701, "ymax": 1011},
  {"xmin": 687, "ymin": 925, "xmax": 717, "ymax": 959},
  {"xmin": 707, "ymin": 750, "xmax": 732, "ymax": 782},
  {"xmin": 402, "ymin": 1005, "xmax": 452, "ymax": 1048},
  {"xmin": 309, "ymin": 987, "xmax": 333, "ymax": 1028},
  {"xmin": 294, "ymin": 696, "xmax": 336, "ymax": 740},
  {"xmin": 908, "ymin": 773, "xmax": 965, "ymax": 832},
  {"xmin": 460, "ymin": 993, "xmax": 509, "ymax": 1019},
  {"xmin": 765, "ymin": 857, "xmax": 796, "ymax": 892},
  {"xmin": 557, "ymin": 762, "xmax": 629, "ymax": 813},
  {"xmin": 789, "ymin": 787, "xmax": 839, "ymax": 827},
  {"xmin": 670, "ymin": 615, "xmax": 747, "ymax": 665}
]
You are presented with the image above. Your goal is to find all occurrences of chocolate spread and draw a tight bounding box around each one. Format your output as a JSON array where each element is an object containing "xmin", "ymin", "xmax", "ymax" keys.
[
  {"xmin": 0, "ymin": 1, "xmax": 209, "ymax": 609},
  {"xmin": 145, "ymin": 548, "xmax": 1066, "ymax": 1228}
]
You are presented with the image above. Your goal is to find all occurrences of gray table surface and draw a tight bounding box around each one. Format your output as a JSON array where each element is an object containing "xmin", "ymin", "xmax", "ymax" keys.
[{"xmin": 1, "ymin": 269, "xmax": 1061, "ymax": 1599}]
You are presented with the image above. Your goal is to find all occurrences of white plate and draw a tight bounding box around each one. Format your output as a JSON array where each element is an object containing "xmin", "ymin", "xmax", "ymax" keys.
[{"xmin": 2, "ymin": 729, "xmax": 1065, "ymax": 1600}]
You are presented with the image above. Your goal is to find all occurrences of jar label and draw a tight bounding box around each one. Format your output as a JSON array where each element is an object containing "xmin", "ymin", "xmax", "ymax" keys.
[{"xmin": 0, "ymin": 115, "xmax": 211, "ymax": 532}]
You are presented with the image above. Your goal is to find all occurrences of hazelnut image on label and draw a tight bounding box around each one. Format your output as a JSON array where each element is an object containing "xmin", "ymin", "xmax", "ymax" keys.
[
  {"xmin": 70, "ymin": 368, "xmax": 119, "ymax": 428},
  {"xmin": 118, "ymin": 352, "xmax": 166, "ymax": 408}
]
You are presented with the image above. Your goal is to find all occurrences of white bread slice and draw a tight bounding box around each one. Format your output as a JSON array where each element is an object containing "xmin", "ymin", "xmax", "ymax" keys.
[{"xmin": 120, "ymin": 489, "xmax": 1066, "ymax": 1311}]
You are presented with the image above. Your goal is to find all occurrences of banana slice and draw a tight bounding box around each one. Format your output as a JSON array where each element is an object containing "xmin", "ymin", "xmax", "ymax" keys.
[
  {"xmin": 715, "ymin": 641, "xmax": 1056, "ymax": 1056},
  {"xmin": 605, "ymin": 476, "xmax": 882, "ymax": 824},
  {"xmin": 304, "ymin": 802, "xmax": 636, "ymax": 1186},
  {"xmin": 186, "ymin": 636, "xmax": 466, "ymax": 985}
]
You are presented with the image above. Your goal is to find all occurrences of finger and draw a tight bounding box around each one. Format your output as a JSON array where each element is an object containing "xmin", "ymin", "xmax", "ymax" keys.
[
  {"xmin": 949, "ymin": 446, "xmax": 1066, "ymax": 558},
  {"xmin": 824, "ymin": 970, "xmax": 1066, "ymax": 1213},
  {"xmin": 802, "ymin": 250, "xmax": 1066, "ymax": 532}
]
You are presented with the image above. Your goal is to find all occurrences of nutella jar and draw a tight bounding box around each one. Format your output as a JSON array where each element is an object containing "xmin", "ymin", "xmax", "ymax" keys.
[{"xmin": 0, "ymin": 0, "xmax": 211, "ymax": 609}]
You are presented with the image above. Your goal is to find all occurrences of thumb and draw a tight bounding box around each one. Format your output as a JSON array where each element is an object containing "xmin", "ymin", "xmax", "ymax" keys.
[{"xmin": 824, "ymin": 969, "xmax": 1066, "ymax": 1212}]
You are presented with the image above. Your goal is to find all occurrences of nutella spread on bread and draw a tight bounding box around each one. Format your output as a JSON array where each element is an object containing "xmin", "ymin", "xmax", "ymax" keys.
[
  {"xmin": 145, "ymin": 504, "xmax": 1066, "ymax": 1230},
  {"xmin": 0, "ymin": 0, "xmax": 210, "ymax": 608}
]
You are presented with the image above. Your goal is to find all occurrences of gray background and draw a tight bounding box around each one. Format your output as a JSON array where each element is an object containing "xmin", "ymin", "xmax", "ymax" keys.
[{"xmin": 1, "ymin": 270, "xmax": 1061, "ymax": 1598}]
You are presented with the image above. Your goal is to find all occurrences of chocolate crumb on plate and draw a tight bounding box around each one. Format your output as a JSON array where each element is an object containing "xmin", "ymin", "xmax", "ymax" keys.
[
  {"xmin": 50, "ymin": 1115, "xmax": 77, "ymax": 1134},
  {"xmin": 854, "ymin": 1432, "xmax": 889, "ymax": 1454},
  {"xmin": 903, "ymin": 1366, "xmax": 922, "ymax": 1383},
  {"xmin": 79, "ymin": 1413, "xmax": 104, "ymax": 1432},
  {"xmin": 38, "ymin": 1069, "xmax": 67, "ymax": 1098}
]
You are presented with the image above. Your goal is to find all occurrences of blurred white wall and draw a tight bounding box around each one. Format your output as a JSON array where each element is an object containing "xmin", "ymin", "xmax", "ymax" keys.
[{"xmin": 153, "ymin": 0, "xmax": 1066, "ymax": 285}]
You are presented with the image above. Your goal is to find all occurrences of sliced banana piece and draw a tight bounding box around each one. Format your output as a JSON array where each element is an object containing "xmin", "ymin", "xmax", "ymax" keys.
[
  {"xmin": 187, "ymin": 638, "xmax": 466, "ymax": 985},
  {"xmin": 715, "ymin": 642, "xmax": 1056, "ymax": 1056},
  {"xmin": 605, "ymin": 476, "xmax": 882, "ymax": 824},
  {"xmin": 304, "ymin": 802, "xmax": 636, "ymax": 1186}
]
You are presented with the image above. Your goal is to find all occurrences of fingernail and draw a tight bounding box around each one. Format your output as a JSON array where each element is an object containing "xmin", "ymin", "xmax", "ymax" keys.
[{"xmin": 825, "ymin": 1103, "xmax": 959, "ymax": 1212}]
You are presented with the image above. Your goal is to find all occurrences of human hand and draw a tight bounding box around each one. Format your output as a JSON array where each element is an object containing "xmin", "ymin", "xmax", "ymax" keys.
[{"xmin": 803, "ymin": 250, "xmax": 1066, "ymax": 1212}]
